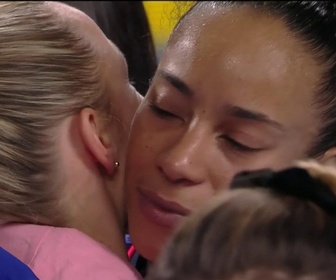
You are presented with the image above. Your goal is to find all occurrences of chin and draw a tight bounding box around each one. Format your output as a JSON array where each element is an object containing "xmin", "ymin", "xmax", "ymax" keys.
[
  {"xmin": 137, "ymin": 242, "xmax": 159, "ymax": 262},
  {"xmin": 129, "ymin": 220, "xmax": 167, "ymax": 262}
]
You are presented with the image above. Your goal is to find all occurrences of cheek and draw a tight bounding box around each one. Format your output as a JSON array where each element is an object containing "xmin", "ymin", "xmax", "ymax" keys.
[
  {"xmin": 118, "ymin": 91, "xmax": 141, "ymax": 131},
  {"xmin": 127, "ymin": 112, "xmax": 159, "ymax": 171}
]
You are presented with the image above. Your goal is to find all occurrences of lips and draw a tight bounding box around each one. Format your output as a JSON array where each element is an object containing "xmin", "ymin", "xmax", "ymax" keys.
[{"xmin": 138, "ymin": 188, "xmax": 191, "ymax": 229}]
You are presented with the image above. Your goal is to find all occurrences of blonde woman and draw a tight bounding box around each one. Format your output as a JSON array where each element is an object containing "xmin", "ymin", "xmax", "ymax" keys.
[{"xmin": 0, "ymin": 2, "xmax": 142, "ymax": 279}]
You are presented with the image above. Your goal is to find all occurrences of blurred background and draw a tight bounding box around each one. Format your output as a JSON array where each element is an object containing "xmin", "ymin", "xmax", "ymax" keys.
[{"xmin": 143, "ymin": 1, "xmax": 192, "ymax": 59}]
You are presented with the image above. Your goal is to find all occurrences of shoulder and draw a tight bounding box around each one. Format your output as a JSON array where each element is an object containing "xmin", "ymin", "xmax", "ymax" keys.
[{"xmin": 10, "ymin": 224, "xmax": 141, "ymax": 280}]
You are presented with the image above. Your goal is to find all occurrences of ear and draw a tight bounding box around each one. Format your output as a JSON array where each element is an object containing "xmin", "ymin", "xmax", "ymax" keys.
[
  {"xmin": 319, "ymin": 148, "xmax": 336, "ymax": 167},
  {"xmin": 79, "ymin": 108, "xmax": 116, "ymax": 175}
]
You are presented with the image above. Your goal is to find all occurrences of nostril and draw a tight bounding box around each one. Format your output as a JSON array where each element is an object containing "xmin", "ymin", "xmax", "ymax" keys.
[
  {"xmin": 158, "ymin": 163, "xmax": 202, "ymax": 186},
  {"xmin": 156, "ymin": 134, "xmax": 206, "ymax": 185}
]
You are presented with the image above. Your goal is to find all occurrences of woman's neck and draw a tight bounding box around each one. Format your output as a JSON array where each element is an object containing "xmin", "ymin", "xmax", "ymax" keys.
[{"xmin": 61, "ymin": 179, "xmax": 128, "ymax": 260}]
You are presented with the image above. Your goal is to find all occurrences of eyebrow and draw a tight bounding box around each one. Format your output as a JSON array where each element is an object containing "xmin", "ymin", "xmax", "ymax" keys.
[
  {"xmin": 157, "ymin": 70, "xmax": 194, "ymax": 96},
  {"xmin": 226, "ymin": 105, "xmax": 284, "ymax": 131},
  {"xmin": 157, "ymin": 70, "xmax": 284, "ymax": 131}
]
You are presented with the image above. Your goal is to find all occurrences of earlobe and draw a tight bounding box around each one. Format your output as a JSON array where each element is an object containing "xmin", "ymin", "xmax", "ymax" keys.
[
  {"xmin": 79, "ymin": 108, "xmax": 116, "ymax": 175},
  {"xmin": 319, "ymin": 148, "xmax": 336, "ymax": 167}
]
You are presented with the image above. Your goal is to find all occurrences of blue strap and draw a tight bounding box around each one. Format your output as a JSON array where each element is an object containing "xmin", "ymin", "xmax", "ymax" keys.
[{"xmin": 0, "ymin": 247, "xmax": 39, "ymax": 280}]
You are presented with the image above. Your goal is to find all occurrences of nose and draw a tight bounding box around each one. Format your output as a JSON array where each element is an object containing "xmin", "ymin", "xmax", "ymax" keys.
[{"xmin": 157, "ymin": 128, "xmax": 209, "ymax": 186}]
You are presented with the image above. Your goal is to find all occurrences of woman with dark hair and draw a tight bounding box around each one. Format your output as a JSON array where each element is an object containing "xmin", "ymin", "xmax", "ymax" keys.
[{"xmin": 124, "ymin": 0, "xmax": 336, "ymax": 271}]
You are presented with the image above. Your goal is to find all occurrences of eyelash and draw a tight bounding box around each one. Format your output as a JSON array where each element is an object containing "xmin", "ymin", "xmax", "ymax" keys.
[
  {"xmin": 149, "ymin": 102, "xmax": 262, "ymax": 153},
  {"xmin": 149, "ymin": 102, "xmax": 176, "ymax": 119},
  {"xmin": 223, "ymin": 136, "xmax": 262, "ymax": 153}
]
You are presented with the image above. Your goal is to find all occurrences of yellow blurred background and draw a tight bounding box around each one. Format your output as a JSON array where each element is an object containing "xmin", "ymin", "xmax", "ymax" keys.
[{"xmin": 143, "ymin": 1, "xmax": 193, "ymax": 57}]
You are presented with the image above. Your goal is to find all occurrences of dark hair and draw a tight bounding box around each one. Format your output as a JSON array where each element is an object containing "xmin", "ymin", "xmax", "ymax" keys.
[
  {"xmin": 172, "ymin": 1, "xmax": 336, "ymax": 157},
  {"xmin": 63, "ymin": 1, "xmax": 157, "ymax": 96},
  {"xmin": 147, "ymin": 164, "xmax": 336, "ymax": 280}
]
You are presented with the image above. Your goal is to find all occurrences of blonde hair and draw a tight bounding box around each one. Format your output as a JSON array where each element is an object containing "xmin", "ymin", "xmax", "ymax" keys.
[
  {"xmin": 0, "ymin": 1, "xmax": 111, "ymax": 225},
  {"xmin": 148, "ymin": 163, "xmax": 336, "ymax": 280}
]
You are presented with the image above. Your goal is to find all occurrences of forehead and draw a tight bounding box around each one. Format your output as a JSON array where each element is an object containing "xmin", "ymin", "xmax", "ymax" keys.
[{"xmin": 168, "ymin": 6, "xmax": 315, "ymax": 79}]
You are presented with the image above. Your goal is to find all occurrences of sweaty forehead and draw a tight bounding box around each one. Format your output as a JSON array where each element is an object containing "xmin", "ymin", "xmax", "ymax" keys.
[
  {"xmin": 174, "ymin": 6, "xmax": 300, "ymax": 54},
  {"xmin": 165, "ymin": 5, "xmax": 322, "ymax": 88}
]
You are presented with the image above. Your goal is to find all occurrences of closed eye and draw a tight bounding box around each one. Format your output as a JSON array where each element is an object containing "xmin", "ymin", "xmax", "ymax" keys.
[
  {"xmin": 149, "ymin": 102, "xmax": 177, "ymax": 119},
  {"xmin": 223, "ymin": 136, "xmax": 264, "ymax": 153}
]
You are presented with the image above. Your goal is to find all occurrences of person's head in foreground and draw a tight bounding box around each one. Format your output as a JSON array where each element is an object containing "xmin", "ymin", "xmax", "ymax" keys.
[
  {"xmin": 125, "ymin": 0, "xmax": 336, "ymax": 261},
  {"xmin": 147, "ymin": 161, "xmax": 336, "ymax": 280},
  {"xmin": 0, "ymin": 1, "xmax": 141, "ymax": 257}
]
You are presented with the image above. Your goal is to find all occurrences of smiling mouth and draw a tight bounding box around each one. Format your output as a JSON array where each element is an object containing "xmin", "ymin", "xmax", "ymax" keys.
[{"xmin": 138, "ymin": 188, "xmax": 191, "ymax": 228}]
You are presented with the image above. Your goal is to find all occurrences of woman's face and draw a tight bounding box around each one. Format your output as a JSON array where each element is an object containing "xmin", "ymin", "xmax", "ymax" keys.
[{"xmin": 126, "ymin": 6, "xmax": 326, "ymax": 260}]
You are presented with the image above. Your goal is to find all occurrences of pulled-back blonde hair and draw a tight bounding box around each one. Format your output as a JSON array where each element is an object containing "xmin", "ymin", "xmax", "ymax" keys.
[{"xmin": 0, "ymin": 1, "xmax": 111, "ymax": 225}]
